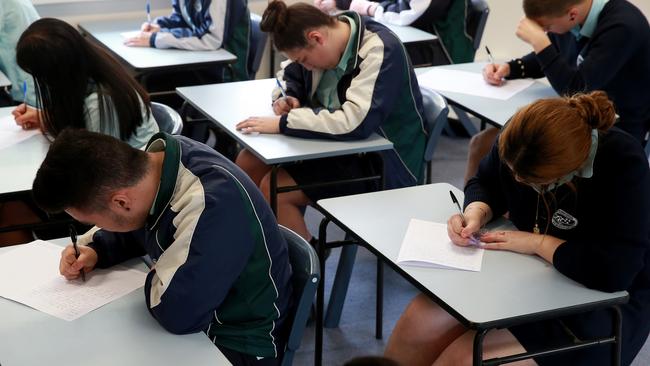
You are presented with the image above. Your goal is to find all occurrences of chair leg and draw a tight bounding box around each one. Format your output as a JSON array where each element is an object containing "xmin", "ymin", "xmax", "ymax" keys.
[
  {"xmin": 324, "ymin": 244, "xmax": 358, "ymax": 328},
  {"xmin": 451, "ymin": 106, "xmax": 479, "ymax": 136}
]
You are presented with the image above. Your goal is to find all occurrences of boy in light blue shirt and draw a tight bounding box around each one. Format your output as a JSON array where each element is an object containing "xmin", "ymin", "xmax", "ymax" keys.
[{"xmin": 0, "ymin": 0, "xmax": 38, "ymax": 106}]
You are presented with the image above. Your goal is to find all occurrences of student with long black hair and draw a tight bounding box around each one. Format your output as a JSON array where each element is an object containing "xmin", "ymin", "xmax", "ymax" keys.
[{"xmin": 12, "ymin": 18, "xmax": 158, "ymax": 149}]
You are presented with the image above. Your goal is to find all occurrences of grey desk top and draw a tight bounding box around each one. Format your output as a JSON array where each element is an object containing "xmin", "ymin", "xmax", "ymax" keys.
[
  {"xmin": 0, "ymin": 238, "xmax": 231, "ymax": 366},
  {"xmin": 177, "ymin": 78, "xmax": 393, "ymax": 165},
  {"xmin": 0, "ymin": 70, "xmax": 11, "ymax": 88},
  {"xmin": 382, "ymin": 23, "xmax": 437, "ymax": 44},
  {"xmin": 78, "ymin": 19, "xmax": 236, "ymax": 72},
  {"xmin": 416, "ymin": 62, "xmax": 558, "ymax": 127},
  {"xmin": 0, "ymin": 107, "xmax": 49, "ymax": 196},
  {"xmin": 317, "ymin": 183, "xmax": 627, "ymax": 328}
]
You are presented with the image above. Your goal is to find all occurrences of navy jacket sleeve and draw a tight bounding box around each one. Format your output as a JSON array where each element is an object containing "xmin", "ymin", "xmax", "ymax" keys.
[
  {"xmin": 507, "ymin": 51, "xmax": 546, "ymax": 80},
  {"xmin": 463, "ymin": 139, "xmax": 509, "ymax": 217},
  {"xmin": 553, "ymin": 136, "xmax": 650, "ymax": 292},
  {"xmin": 87, "ymin": 229, "xmax": 147, "ymax": 268},
  {"xmin": 143, "ymin": 166, "xmax": 258, "ymax": 334},
  {"xmin": 274, "ymin": 61, "xmax": 311, "ymax": 106}
]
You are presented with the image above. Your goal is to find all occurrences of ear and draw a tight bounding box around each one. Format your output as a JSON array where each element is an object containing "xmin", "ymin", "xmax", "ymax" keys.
[
  {"xmin": 109, "ymin": 190, "xmax": 132, "ymax": 212},
  {"xmin": 306, "ymin": 29, "xmax": 325, "ymax": 46},
  {"xmin": 567, "ymin": 7, "xmax": 579, "ymax": 22}
]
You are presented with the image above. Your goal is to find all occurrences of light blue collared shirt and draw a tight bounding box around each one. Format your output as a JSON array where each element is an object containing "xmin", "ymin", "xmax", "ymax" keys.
[{"xmin": 570, "ymin": 0, "xmax": 609, "ymax": 40}]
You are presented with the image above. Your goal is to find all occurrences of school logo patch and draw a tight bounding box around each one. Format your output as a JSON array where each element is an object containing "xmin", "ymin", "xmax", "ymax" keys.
[{"xmin": 552, "ymin": 209, "xmax": 578, "ymax": 230}]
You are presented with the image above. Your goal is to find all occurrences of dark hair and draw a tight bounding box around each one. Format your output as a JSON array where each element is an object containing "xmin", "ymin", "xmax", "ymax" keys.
[
  {"xmin": 16, "ymin": 18, "xmax": 151, "ymax": 141},
  {"xmin": 32, "ymin": 129, "xmax": 149, "ymax": 213},
  {"xmin": 523, "ymin": 0, "xmax": 585, "ymax": 18},
  {"xmin": 261, "ymin": 1, "xmax": 336, "ymax": 51},
  {"xmin": 499, "ymin": 91, "xmax": 616, "ymax": 183}
]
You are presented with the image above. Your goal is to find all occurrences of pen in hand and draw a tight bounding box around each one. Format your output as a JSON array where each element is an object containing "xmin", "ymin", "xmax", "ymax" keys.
[
  {"xmin": 449, "ymin": 190, "xmax": 483, "ymax": 247},
  {"xmin": 485, "ymin": 46, "xmax": 496, "ymax": 65},
  {"xmin": 69, "ymin": 225, "xmax": 86, "ymax": 282},
  {"xmin": 146, "ymin": 0, "xmax": 152, "ymax": 24},
  {"xmin": 275, "ymin": 77, "xmax": 287, "ymax": 99}
]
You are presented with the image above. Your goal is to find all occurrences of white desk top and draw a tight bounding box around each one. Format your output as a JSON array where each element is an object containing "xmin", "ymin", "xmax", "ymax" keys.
[
  {"xmin": 177, "ymin": 78, "xmax": 393, "ymax": 164},
  {"xmin": 0, "ymin": 107, "xmax": 49, "ymax": 196},
  {"xmin": 382, "ymin": 23, "xmax": 437, "ymax": 44},
  {"xmin": 416, "ymin": 62, "xmax": 558, "ymax": 127},
  {"xmin": 0, "ymin": 70, "xmax": 11, "ymax": 88},
  {"xmin": 0, "ymin": 238, "xmax": 231, "ymax": 366},
  {"xmin": 78, "ymin": 19, "xmax": 237, "ymax": 72},
  {"xmin": 317, "ymin": 183, "xmax": 627, "ymax": 328}
]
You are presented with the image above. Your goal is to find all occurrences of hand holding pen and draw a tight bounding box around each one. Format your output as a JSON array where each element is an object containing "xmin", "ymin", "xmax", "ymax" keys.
[
  {"xmin": 482, "ymin": 46, "xmax": 510, "ymax": 86},
  {"xmin": 69, "ymin": 226, "xmax": 86, "ymax": 282},
  {"xmin": 140, "ymin": 1, "xmax": 160, "ymax": 32},
  {"xmin": 447, "ymin": 191, "xmax": 485, "ymax": 247},
  {"xmin": 271, "ymin": 77, "xmax": 301, "ymax": 115},
  {"xmin": 12, "ymin": 80, "xmax": 40, "ymax": 130}
]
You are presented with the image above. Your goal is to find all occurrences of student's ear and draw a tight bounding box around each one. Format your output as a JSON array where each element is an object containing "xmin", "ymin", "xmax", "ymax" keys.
[
  {"xmin": 110, "ymin": 191, "xmax": 132, "ymax": 212},
  {"xmin": 567, "ymin": 7, "xmax": 579, "ymax": 22},
  {"xmin": 306, "ymin": 30, "xmax": 325, "ymax": 46}
]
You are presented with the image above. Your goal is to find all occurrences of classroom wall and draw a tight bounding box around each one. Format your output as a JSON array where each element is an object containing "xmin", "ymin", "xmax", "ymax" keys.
[{"xmin": 34, "ymin": 0, "xmax": 650, "ymax": 78}]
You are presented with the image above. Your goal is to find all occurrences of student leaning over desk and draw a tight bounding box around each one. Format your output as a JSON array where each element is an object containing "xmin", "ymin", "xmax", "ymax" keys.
[
  {"xmin": 316, "ymin": 0, "xmax": 474, "ymax": 65},
  {"xmin": 0, "ymin": 0, "xmax": 39, "ymax": 107},
  {"xmin": 235, "ymin": 1, "xmax": 427, "ymax": 243},
  {"xmin": 11, "ymin": 18, "xmax": 159, "ymax": 150},
  {"xmin": 32, "ymin": 129, "xmax": 293, "ymax": 366},
  {"xmin": 125, "ymin": 0, "xmax": 251, "ymax": 82},
  {"xmin": 465, "ymin": 0, "xmax": 650, "ymax": 183},
  {"xmin": 385, "ymin": 91, "xmax": 650, "ymax": 366}
]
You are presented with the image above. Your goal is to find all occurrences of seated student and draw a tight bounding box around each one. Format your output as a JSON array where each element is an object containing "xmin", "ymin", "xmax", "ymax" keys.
[
  {"xmin": 0, "ymin": 0, "xmax": 39, "ymax": 107},
  {"xmin": 465, "ymin": 0, "xmax": 650, "ymax": 183},
  {"xmin": 385, "ymin": 91, "xmax": 650, "ymax": 366},
  {"xmin": 12, "ymin": 18, "xmax": 159, "ymax": 149},
  {"xmin": 32, "ymin": 129, "xmax": 294, "ymax": 366},
  {"xmin": 315, "ymin": 0, "xmax": 474, "ymax": 65},
  {"xmin": 124, "ymin": 0, "xmax": 251, "ymax": 83},
  {"xmin": 235, "ymin": 1, "xmax": 427, "ymax": 242}
]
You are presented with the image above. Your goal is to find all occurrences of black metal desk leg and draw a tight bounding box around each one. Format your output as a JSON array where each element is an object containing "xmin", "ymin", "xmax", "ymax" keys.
[
  {"xmin": 473, "ymin": 329, "xmax": 489, "ymax": 366},
  {"xmin": 270, "ymin": 165, "xmax": 279, "ymax": 216},
  {"xmin": 315, "ymin": 218, "xmax": 330, "ymax": 366},
  {"xmin": 376, "ymin": 259, "xmax": 383, "ymax": 339},
  {"xmin": 612, "ymin": 305, "xmax": 622, "ymax": 366}
]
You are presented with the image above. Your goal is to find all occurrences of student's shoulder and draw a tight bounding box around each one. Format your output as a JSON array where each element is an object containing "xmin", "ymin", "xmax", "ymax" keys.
[
  {"xmin": 601, "ymin": 0, "xmax": 650, "ymax": 32},
  {"xmin": 596, "ymin": 127, "xmax": 648, "ymax": 174}
]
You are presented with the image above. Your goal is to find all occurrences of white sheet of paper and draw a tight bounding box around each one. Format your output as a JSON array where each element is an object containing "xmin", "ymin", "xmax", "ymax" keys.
[
  {"xmin": 0, "ymin": 240, "xmax": 147, "ymax": 321},
  {"xmin": 397, "ymin": 219, "xmax": 484, "ymax": 272},
  {"xmin": 121, "ymin": 31, "xmax": 142, "ymax": 39},
  {"xmin": 418, "ymin": 68, "xmax": 535, "ymax": 100},
  {"xmin": 0, "ymin": 115, "xmax": 40, "ymax": 150}
]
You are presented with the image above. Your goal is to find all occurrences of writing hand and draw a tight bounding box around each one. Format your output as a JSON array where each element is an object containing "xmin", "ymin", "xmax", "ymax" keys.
[
  {"xmin": 483, "ymin": 63, "xmax": 510, "ymax": 86},
  {"xmin": 60, "ymin": 245, "xmax": 98, "ymax": 280},
  {"xmin": 272, "ymin": 96, "xmax": 301, "ymax": 115}
]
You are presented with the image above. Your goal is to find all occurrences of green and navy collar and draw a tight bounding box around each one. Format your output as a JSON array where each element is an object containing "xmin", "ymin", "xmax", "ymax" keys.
[
  {"xmin": 145, "ymin": 132, "xmax": 181, "ymax": 229},
  {"xmin": 338, "ymin": 11, "xmax": 364, "ymax": 75}
]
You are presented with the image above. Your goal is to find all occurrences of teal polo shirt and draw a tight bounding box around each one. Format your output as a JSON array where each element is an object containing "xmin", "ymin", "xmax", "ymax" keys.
[
  {"xmin": 315, "ymin": 15, "xmax": 357, "ymax": 110},
  {"xmin": 571, "ymin": 0, "xmax": 609, "ymax": 40}
]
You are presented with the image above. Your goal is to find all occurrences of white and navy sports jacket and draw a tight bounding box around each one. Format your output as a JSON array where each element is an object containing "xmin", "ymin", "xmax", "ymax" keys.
[
  {"xmin": 85, "ymin": 133, "xmax": 293, "ymax": 359},
  {"xmin": 275, "ymin": 12, "xmax": 427, "ymax": 188},
  {"xmin": 150, "ymin": 0, "xmax": 250, "ymax": 80}
]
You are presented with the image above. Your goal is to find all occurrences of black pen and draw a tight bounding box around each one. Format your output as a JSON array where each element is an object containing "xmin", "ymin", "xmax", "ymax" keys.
[
  {"xmin": 449, "ymin": 190, "xmax": 466, "ymax": 226},
  {"xmin": 69, "ymin": 225, "xmax": 86, "ymax": 282},
  {"xmin": 485, "ymin": 46, "xmax": 496, "ymax": 65}
]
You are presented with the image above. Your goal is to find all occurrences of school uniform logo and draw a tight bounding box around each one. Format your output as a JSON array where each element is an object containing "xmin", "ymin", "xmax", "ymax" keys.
[{"xmin": 552, "ymin": 209, "xmax": 578, "ymax": 230}]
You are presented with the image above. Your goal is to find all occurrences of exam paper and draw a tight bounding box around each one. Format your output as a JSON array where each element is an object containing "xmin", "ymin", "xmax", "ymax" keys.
[
  {"xmin": 418, "ymin": 68, "xmax": 535, "ymax": 100},
  {"xmin": 120, "ymin": 31, "xmax": 142, "ymax": 39},
  {"xmin": 397, "ymin": 219, "xmax": 484, "ymax": 272},
  {"xmin": 0, "ymin": 240, "xmax": 147, "ymax": 321},
  {"xmin": 0, "ymin": 115, "xmax": 40, "ymax": 150}
]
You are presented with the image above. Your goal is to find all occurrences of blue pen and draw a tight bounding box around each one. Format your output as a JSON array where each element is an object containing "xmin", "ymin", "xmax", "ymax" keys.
[
  {"xmin": 21, "ymin": 80, "xmax": 27, "ymax": 104},
  {"xmin": 146, "ymin": 0, "xmax": 152, "ymax": 24},
  {"xmin": 275, "ymin": 77, "xmax": 287, "ymax": 99}
]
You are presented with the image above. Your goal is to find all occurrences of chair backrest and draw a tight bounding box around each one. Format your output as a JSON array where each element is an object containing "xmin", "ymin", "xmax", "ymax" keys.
[
  {"xmin": 248, "ymin": 13, "xmax": 269, "ymax": 79},
  {"xmin": 420, "ymin": 87, "xmax": 449, "ymax": 184},
  {"xmin": 279, "ymin": 225, "xmax": 320, "ymax": 366},
  {"xmin": 151, "ymin": 102, "xmax": 183, "ymax": 135},
  {"xmin": 466, "ymin": 0, "xmax": 490, "ymax": 52}
]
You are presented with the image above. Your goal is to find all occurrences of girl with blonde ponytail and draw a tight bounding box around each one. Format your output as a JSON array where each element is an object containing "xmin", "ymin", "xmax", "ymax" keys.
[{"xmin": 386, "ymin": 91, "xmax": 650, "ymax": 366}]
